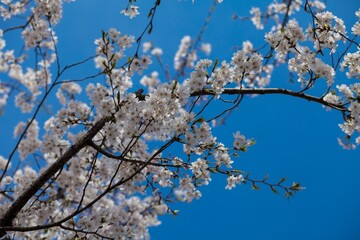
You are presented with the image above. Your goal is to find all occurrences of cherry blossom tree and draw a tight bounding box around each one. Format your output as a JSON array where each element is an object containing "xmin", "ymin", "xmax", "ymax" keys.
[{"xmin": 0, "ymin": 0, "xmax": 359, "ymax": 239}]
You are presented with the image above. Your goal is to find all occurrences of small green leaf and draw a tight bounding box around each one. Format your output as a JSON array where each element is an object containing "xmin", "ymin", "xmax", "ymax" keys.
[
  {"xmin": 212, "ymin": 58, "xmax": 219, "ymax": 72},
  {"xmin": 270, "ymin": 186, "xmax": 279, "ymax": 194},
  {"xmin": 262, "ymin": 175, "xmax": 269, "ymax": 181},
  {"xmin": 102, "ymin": 60, "xmax": 107, "ymax": 68},
  {"xmin": 148, "ymin": 10, "xmax": 153, "ymax": 18},
  {"xmin": 171, "ymin": 80, "xmax": 178, "ymax": 94},
  {"xmin": 278, "ymin": 177, "xmax": 286, "ymax": 185},
  {"xmin": 109, "ymin": 53, "xmax": 115, "ymax": 62},
  {"xmin": 117, "ymin": 91, "xmax": 121, "ymax": 103},
  {"xmin": 251, "ymin": 183, "xmax": 260, "ymax": 190},
  {"xmin": 194, "ymin": 117, "xmax": 205, "ymax": 123},
  {"xmin": 209, "ymin": 168, "xmax": 217, "ymax": 173},
  {"xmin": 247, "ymin": 139, "xmax": 256, "ymax": 146},
  {"xmin": 233, "ymin": 169, "xmax": 243, "ymax": 174}
]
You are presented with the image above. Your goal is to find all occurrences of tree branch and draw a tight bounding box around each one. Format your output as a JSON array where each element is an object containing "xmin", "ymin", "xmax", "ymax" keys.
[
  {"xmin": 0, "ymin": 116, "xmax": 110, "ymax": 236},
  {"xmin": 191, "ymin": 88, "xmax": 348, "ymax": 112}
]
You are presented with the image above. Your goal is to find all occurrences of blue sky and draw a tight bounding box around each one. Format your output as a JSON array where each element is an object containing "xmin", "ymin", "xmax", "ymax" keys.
[{"xmin": 1, "ymin": 0, "xmax": 360, "ymax": 239}]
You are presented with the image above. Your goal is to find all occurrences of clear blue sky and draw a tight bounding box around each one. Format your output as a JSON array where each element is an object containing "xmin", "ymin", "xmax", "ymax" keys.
[{"xmin": 2, "ymin": 0, "xmax": 360, "ymax": 239}]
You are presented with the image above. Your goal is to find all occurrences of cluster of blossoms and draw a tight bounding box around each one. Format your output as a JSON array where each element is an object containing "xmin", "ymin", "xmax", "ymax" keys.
[
  {"xmin": 94, "ymin": 28, "xmax": 134, "ymax": 69},
  {"xmin": 341, "ymin": 47, "xmax": 360, "ymax": 79},
  {"xmin": 142, "ymin": 42, "xmax": 163, "ymax": 57},
  {"xmin": 231, "ymin": 49, "xmax": 263, "ymax": 83},
  {"xmin": 56, "ymin": 82, "xmax": 82, "ymax": 105},
  {"xmin": 174, "ymin": 35, "xmax": 197, "ymax": 71},
  {"xmin": 14, "ymin": 120, "xmax": 41, "ymax": 160},
  {"xmin": 265, "ymin": 19, "xmax": 305, "ymax": 60},
  {"xmin": 288, "ymin": 46, "xmax": 335, "ymax": 86},
  {"xmin": 351, "ymin": 9, "xmax": 360, "ymax": 35},
  {"xmin": 0, "ymin": 29, "xmax": 19, "ymax": 111},
  {"xmin": 268, "ymin": 0, "xmax": 302, "ymax": 16},
  {"xmin": 248, "ymin": 0, "xmax": 360, "ymax": 146},
  {"xmin": 0, "ymin": 0, "xmax": 26, "ymax": 20},
  {"xmin": 0, "ymin": 29, "xmax": 10, "ymax": 110},
  {"xmin": 183, "ymin": 59, "xmax": 212, "ymax": 93},
  {"xmin": 140, "ymin": 71, "xmax": 160, "ymax": 92},
  {"xmin": 183, "ymin": 41, "xmax": 270, "ymax": 97},
  {"xmin": 264, "ymin": 17, "xmax": 337, "ymax": 86},
  {"xmin": 307, "ymin": 11, "xmax": 347, "ymax": 53},
  {"xmin": 247, "ymin": 0, "xmax": 324, "ymax": 32},
  {"xmin": 173, "ymin": 36, "xmax": 213, "ymax": 74},
  {"xmin": 0, "ymin": 0, "xmax": 75, "ymax": 20},
  {"xmin": 225, "ymin": 174, "xmax": 244, "ymax": 190},
  {"xmin": 190, "ymin": 158, "xmax": 211, "ymax": 185},
  {"xmin": 0, "ymin": 0, "xmax": 73, "ymax": 114},
  {"xmin": 0, "ymin": 82, "xmax": 9, "ymax": 111},
  {"xmin": 334, "ymin": 83, "xmax": 360, "ymax": 148},
  {"xmin": 320, "ymin": 81, "xmax": 360, "ymax": 149},
  {"xmin": 121, "ymin": 5, "xmax": 140, "ymax": 19},
  {"xmin": 0, "ymin": 156, "xmax": 12, "ymax": 201}
]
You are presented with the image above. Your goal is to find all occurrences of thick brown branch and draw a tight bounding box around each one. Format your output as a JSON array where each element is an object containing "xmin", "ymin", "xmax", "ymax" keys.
[
  {"xmin": 0, "ymin": 117, "xmax": 110, "ymax": 233},
  {"xmin": 191, "ymin": 88, "xmax": 348, "ymax": 112}
]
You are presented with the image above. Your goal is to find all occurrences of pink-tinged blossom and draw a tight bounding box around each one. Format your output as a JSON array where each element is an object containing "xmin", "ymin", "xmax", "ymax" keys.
[
  {"xmin": 200, "ymin": 43, "xmax": 211, "ymax": 56},
  {"xmin": 307, "ymin": 1, "xmax": 326, "ymax": 11},
  {"xmin": 190, "ymin": 158, "xmax": 211, "ymax": 185},
  {"xmin": 307, "ymin": 11, "xmax": 346, "ymax": 53},
  {"xmin": 140, "ymin": 71, "xmax": 160, "ymax": 91},
  {"xmin": 250, "ymin": 7, "xmax": 264, "ymax": 30},
  {"xmin": 17, "ymin": 120, "xmax": 41, "ymax": 160},
  {"xmin": 341, "ymin": 49, "xmax": 360, "ymax": 79},
  {"xmin": 265, "ymin": 19, "xmax": 305, "ymax": 59},
  {"xmin": 214, "ymin": 143, "xmax": 233, "ymax": 168},
  {"xmin": 174, "ymin": 35, "xmax": 196, "ymax": 70},
  {"xmin": 336, "ymin": 84, "xmax": 354, "ymax": 99},
  {"xmin": 151, "ymin": 47, "xmax": 163, "ymax": 57},
  {"xmin": 233, "ymin": 131, "xmax": 247, "ymax": 150},
  {"xmin": 351, "ymin": 9, "xmax": 360, "ymax": 35},
  {"xmin": 0, "ymin": 155, "xmax": 9, "ymax": 170},
  {"xmin": 230, "ymin": 49, "xmax": 263, "ymax": 84},
  {"xmin": 0, "ymin": 83, "xmax": 9, "ymax": 109},
  {"xmin": 225, "ymin": 175, "xmax": 244, "ymax": 190},
  {"xmin": 56, "ymin": 82, "xmax": 82, "ymax": 105},
  {"xmin": 121, "ymin": 5, "xmax": 140, "ymax": 19},
  {"xmin": 142, "ymin": 41, "xmax": 152, "ymax": 52},
  {"xmin": 323, "ymin": 92, "xmax": 339, "ymax": 105},
  {"xmin": 288, "ymin": 46, "xmax": 335, "ymax": 86}
]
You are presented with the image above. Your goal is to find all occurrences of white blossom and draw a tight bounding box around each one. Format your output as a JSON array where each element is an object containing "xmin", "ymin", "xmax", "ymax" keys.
[{"xmin": 121, "ymin": 5, "xmax": 140, "ymax": 19}]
